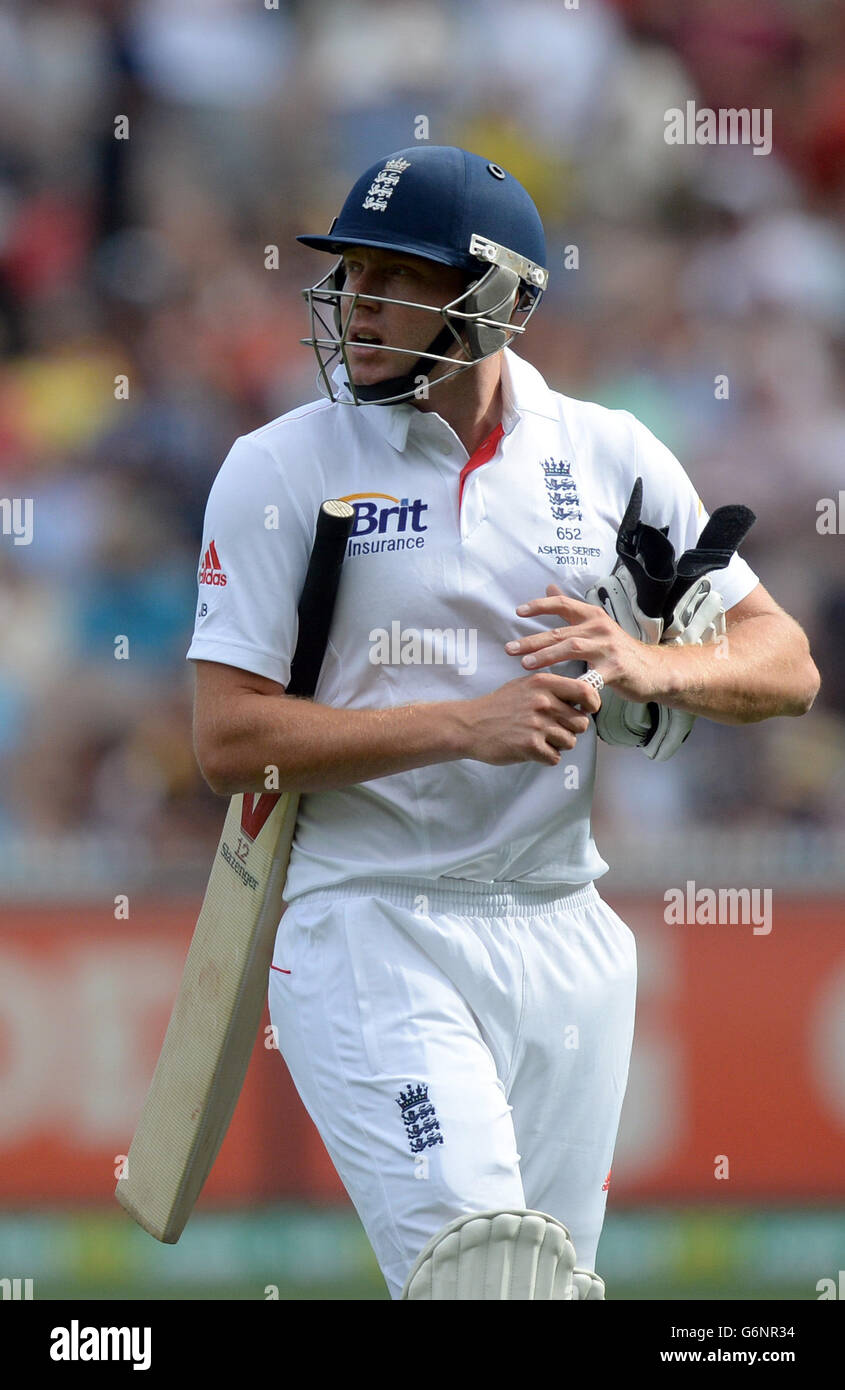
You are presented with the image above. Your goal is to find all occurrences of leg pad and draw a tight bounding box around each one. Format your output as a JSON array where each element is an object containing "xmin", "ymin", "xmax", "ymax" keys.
[{"xmin": 401, "ymin": 1208, "xmax": 577, "ymax": 1300}]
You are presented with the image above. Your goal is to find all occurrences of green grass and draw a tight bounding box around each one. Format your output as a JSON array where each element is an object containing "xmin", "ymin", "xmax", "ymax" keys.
[{"xmin": 2, "ymin": 1205, "xmax": 841, "ymax": 1302}]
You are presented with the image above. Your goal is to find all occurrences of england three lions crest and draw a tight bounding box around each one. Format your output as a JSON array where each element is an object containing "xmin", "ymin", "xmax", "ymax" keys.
[
  {"xmin": 540, "ymin": 457, "xmax": 582, "ymax": 522},
  {"xmin": 395, "ymin": 1082, "xmax": 444, "ymax": 1154}
]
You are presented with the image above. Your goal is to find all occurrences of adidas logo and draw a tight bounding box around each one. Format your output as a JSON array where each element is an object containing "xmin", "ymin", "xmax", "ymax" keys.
[{"xmin": 199, "ymin": 539, "xmax": 227, "ymax": 587}]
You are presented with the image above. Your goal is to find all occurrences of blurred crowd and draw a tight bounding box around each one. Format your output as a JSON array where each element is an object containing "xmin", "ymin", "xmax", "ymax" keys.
[{"xmin": 1, "ymin": 0, "xmax": 844, "ymax": 876}]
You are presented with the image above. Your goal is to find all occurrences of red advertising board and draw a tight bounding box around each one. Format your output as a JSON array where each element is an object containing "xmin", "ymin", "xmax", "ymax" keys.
[
  {"xmin": 0, "ymin": 895, "xmax": 843, "ymax": 1207},
  {"xmin": 606, "ymin": 893, "xmax": 845, "ymax": 1199}
]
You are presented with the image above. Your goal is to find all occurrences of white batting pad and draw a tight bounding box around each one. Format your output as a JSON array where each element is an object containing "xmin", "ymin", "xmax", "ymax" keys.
[
  {"xmin": 401, "ymin": 1208, "xmax": 577, "ymax": 1300},
  {"xmin": 572, "ymin": 1268, "xmax": 606, "ymax": 1300}
]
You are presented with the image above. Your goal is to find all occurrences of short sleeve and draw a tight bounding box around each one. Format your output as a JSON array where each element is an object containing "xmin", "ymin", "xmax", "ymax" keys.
[
  {"xmin": 628, "ymin": 415, "xmax": 759, "ymax": 612},
  {"xmin": 186, "ymin": 434, "xmax": 312, "ymax": 685}
]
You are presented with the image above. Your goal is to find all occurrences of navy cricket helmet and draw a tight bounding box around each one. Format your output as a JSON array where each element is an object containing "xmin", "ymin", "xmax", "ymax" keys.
[{"xmin": 298, "ymin": 146, "xmax": 549, "ymax": 406}]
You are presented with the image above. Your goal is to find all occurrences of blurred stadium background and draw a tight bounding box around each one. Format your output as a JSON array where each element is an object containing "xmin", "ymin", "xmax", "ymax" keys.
[{"xmin": 1, "ymin": 0, "xmax": 844, "ymax": 1301}]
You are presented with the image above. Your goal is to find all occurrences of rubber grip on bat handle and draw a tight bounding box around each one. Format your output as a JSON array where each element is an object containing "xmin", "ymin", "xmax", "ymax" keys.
[{"xmin": 287, "ymin": 499, "xmax": 354, "ymax": 699}]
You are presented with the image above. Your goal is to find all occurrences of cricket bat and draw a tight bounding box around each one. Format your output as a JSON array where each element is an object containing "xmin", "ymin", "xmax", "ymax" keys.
[{"xmin": 116, "ymin": 498, "xmax": 355, "ymax": 1242}]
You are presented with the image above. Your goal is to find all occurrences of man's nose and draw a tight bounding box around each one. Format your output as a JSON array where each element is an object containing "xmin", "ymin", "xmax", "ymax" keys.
[
  {"xmin": 345, "ymin": 288, "xmax": 376, "ymax": 316},
  {"xmin": 355, "ymin": 290, "xmax": 380, "ymax": 310}
]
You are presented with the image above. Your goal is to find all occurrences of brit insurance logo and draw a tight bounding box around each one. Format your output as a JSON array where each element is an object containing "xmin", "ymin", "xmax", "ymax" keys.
[
  {"xmin": 540, "ymin": 458, "xmax": 582, "ymax": 522},
  {"xmin": 341, "ymin": 492, "xmax": 429, "ymax": 557}
]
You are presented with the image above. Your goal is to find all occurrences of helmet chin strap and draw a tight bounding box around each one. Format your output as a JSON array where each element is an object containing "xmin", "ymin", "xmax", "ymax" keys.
[{"xmin": 351, "ymin": 324, "xmax": 461, "ymax": 405}]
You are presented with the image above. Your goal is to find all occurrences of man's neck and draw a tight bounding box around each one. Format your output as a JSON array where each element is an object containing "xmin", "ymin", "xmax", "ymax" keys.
[{"xmin": 413, "ymin": 353, "xmax": 504, "ymax": 456}]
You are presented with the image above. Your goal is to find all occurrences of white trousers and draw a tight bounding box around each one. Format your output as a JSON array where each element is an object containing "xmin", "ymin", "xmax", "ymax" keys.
[{"xmin": 268, "ymin": 877, "xmax": 637, "ymax": 1299}]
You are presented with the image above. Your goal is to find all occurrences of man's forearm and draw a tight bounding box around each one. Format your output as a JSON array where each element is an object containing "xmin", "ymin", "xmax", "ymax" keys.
[
  {"xmin": 654, "ymin": 613, "xmax": 820, "ymax": 724},
  {"xmin": 198, "ymin": 693, "xmax": 468, "ymax": 796}
]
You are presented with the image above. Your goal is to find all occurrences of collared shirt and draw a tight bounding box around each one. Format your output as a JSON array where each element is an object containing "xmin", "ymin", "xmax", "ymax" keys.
[{"xmin": 187, "ymin": 348, "xmax": 758, "ymax": 897}]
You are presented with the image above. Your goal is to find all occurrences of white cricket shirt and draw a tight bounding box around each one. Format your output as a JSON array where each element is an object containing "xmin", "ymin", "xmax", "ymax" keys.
[{"xmin": 187, "ymin": 348, "xmax": 759, "ymax": 899}]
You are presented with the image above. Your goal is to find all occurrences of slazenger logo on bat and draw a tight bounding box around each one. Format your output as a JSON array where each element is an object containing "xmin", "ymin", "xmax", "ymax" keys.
[
  {"xmin": 199, "ymin": 538, "xmax": 228, "ymax": 586},
  {"xmin": 218, "ymin": 794, "xmax": 280, "ymax": 891}
]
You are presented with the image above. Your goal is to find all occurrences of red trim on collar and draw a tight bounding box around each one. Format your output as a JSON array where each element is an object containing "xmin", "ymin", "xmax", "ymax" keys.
[{"xmin": 458, "ymin": 422, "xmax": 505, "ymax": 512}]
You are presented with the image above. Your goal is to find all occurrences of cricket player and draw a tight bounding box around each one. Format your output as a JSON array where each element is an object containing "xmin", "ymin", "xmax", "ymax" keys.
[{"xmin": 187, "ymin": 147, "xmax": 819, "ymax": 1299}]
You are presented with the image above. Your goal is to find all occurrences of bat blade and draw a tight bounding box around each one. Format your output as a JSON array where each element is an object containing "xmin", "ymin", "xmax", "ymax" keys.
[
  {"xmin": 115, "ymin": 789, "xmax": 298, "ymax": 1241},
  {"xmin": 116, "ymin": 499, "xmax": 354, "ymax": 1242}
]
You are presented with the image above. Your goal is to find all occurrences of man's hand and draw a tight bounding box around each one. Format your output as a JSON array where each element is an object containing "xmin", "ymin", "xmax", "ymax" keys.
[
  {"xmin": 459, "ymin": 671, "xmax": 602, "ymax": 767},
  {"xmin": 505, "ymin": 585, "xmax": 670, "ymax": 703}
]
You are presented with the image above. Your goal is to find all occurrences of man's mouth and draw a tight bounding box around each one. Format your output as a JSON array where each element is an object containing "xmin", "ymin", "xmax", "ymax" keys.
[{"xmin": 348, "ymin": 331, "xmax": 383, "ymax": 346}]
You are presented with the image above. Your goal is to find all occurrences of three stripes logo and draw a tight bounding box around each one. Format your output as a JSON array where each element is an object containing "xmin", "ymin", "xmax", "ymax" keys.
[{"xmin": 199, "ymin": 539, "xmax": 227, "ymax": 587}]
